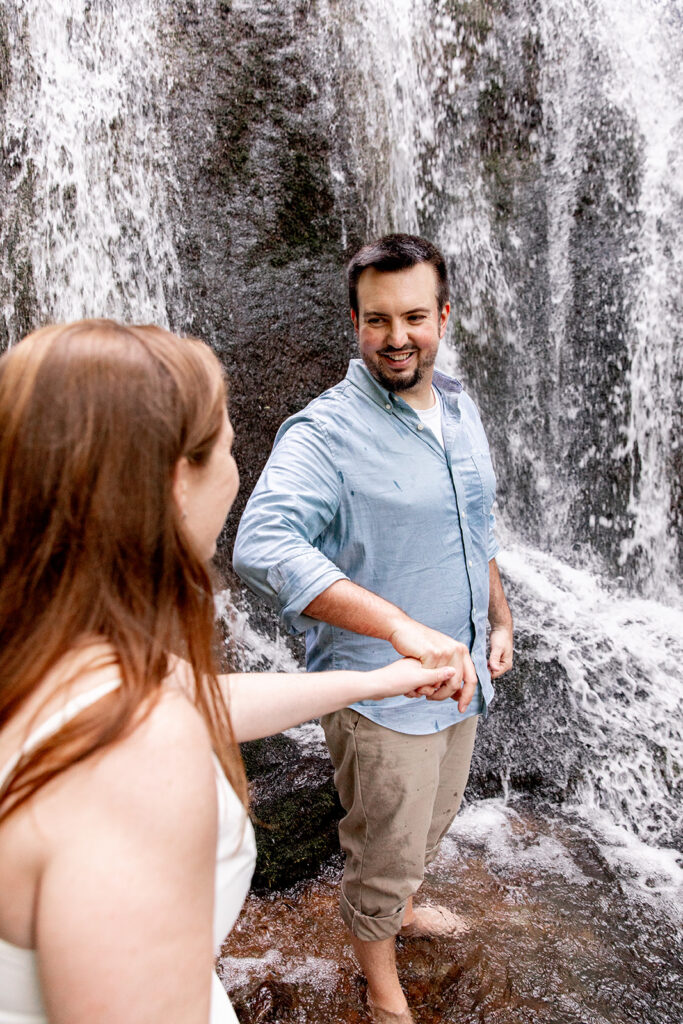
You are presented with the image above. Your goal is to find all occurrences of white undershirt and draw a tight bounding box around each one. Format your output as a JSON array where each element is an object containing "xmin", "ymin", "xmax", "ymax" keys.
[{"xmin": 415, "ymin": 388, "xmax": 444, "ymax": 448}]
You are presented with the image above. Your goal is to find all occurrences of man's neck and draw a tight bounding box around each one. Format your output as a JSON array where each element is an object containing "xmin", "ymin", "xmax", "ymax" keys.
[{"xmin": 400, "ymin": 377, "xmax": 436, "ymax": 411}]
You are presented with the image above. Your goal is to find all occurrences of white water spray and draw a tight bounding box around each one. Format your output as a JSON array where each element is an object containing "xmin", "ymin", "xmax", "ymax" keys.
[{"xmin": 0, "ymin": 0, "xmax": 180, "ymax": 337}]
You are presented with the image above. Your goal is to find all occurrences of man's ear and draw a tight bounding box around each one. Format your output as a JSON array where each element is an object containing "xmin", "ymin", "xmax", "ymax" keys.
[
  {"xmin": 350, "ymin": 309, "xmax": 359, "ymax": 335},
  {"xmin": 172, "ymin": 457, "xmax": 190, "ymax": 520},
  {"xmin": 439, "ymin": 302, "xmax": 451, "ymax": 338}
]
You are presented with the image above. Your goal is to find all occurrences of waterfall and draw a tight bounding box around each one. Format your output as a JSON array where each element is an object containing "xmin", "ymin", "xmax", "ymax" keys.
[
  {"xmin": 319, "ymin": 0, "xmax": 682, "ymax": 595},
  {"xmin": 0, "ymin": 0, "xmax": 180, "ymax": 344},
  {"xmin": 0, "ymin": 0, "xmax": 681, "ymax": 1013},
  {"xmin": 537, "ymin": 0, "xmax": 683, "ymax": 597},
  {"xmin": 317, "ymin": 0, "xmax": 433, "ymax": 241}
]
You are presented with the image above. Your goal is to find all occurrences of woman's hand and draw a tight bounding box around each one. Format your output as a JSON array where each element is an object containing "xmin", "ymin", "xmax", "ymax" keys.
[{"xmin": 369, "ymin": 658, "xmax": 457, "ymax": 700}]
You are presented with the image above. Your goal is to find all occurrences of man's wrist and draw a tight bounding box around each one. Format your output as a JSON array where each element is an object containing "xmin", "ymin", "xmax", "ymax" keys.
[{"xmin": 385, "ymin": 609, "xmax": 414, "ymax": 646}]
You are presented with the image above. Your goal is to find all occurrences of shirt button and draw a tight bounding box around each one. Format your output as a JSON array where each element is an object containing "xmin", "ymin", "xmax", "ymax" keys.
[
  {"xmin": 468, "ymin": 560, "xmax": 473, "ymax": 567},
  {"xmin": 417, "ymin": 423, "xmax": 424, "ymax": 431},
  {"xmin": 461, "ymin": 511, "xmax": 467, "ymax": 518},
  {"xmin": 385, "ymin": 403, "xmax": 391, "ymax": 410},
  {"xmin": 472, "ymin": 607, "xmax": 477, "ymax": 614}
]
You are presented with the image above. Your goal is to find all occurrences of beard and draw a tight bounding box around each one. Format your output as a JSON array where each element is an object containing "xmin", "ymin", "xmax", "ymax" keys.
[
  {"xmin": 371, "ymin": 363, "xmax": 424, "ymax": 392},
  {"xmin": 362, "ymin": 348, "xmax": 435, "ymax": 393}
]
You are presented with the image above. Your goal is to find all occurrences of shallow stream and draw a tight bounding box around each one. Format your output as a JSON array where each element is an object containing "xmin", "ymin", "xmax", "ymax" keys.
[{"xmin": 221, "ymin": 798, "xmax": 682, "ymax": 1023}]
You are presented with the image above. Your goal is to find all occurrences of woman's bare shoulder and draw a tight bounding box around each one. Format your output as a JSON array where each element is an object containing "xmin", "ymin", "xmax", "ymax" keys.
[
  {"xmin": 0, "ymin": 664, "xmax": 218, "ymax": 951},
  {"xmin": 74, "ymin": 686, "xmax": 215, "ymax": 816},
  {"xmin": 20, "ymin": 678, "xmax": 218, "ymax": 868}
]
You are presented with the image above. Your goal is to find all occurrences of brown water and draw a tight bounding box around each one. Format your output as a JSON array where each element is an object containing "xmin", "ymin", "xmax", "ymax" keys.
[{"xmin": 219, "ymin": 801, "xmax": 682, "ymax": 1023}]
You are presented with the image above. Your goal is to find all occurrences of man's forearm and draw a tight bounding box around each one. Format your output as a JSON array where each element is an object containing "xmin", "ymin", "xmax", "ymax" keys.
[
  {"xmin": 303, "ymin": 579, "xmax": 409, "ymax": 641},
  {"xmin": 488, "ymin": 558, "xmax": 513, "ymax": 628},
  {"xmin": 487, "ymin": 558, "xmax": 513, "ymax": 678},
  {"xmin": 303, "ymin": 579, "xmax": 478, "ymax": 708}
]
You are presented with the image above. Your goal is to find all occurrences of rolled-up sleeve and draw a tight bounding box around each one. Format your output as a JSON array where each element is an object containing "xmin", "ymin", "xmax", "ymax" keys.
[
  {"xmin": 233, "ymin": 417, "xmax": 347, "ymax": 634},
  {"xmin": 488, "ymin": 509, "xmax": 500, "ymax": 561}
]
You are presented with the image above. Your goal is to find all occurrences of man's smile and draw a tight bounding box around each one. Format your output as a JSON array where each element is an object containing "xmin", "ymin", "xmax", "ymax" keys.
[{"xmin": 380, "ymin": 349, "xmax": 415, "ymax": 366}]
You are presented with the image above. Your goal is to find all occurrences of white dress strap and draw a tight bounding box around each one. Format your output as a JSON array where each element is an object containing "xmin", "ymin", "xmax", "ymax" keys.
[{"xmin": 0, "ymin": 678, "xmax": 122, "ymax": 793}]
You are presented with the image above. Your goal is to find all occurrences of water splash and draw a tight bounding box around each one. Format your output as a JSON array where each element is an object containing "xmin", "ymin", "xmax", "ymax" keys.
[
  {"xmin": 215, "ymin": 590, "xmax": 301, "ymax": 673},
  {"xmin": 318, "ymin": 0, "xmax": 434, "ymax": 240},
  {"xmin": 0, "ymin": 0, "xmax": 180, "ymax": 341},
  {"xmin": 499, "ymin": 537, "xmax": 683, "ymax": 848}
]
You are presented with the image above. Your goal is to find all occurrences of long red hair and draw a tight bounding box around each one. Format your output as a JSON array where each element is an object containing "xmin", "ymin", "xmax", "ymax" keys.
[{"xmin": 0, "ymin": 319, "xmax": 247, "ymax": 818}]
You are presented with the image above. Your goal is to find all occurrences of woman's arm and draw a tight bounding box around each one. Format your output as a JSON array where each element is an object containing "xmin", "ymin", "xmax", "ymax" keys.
[
  {"xmin": 223, "ymin": 659, "xmax": 456, "ymax": 742},
  {"xmin": 34, "ymin": 691, "xmax": 218, "ymax": 1024}
]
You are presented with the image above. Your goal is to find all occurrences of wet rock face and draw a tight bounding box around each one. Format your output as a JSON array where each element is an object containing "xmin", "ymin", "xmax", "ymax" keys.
[
  {"xmin": 241, "ymin": 733, "xmax": 340, "ymax": 891},
  {"xmin": 469, "ymin": 631, "xmax": 586, "ymax": 804},
  {"xmin": 160, "ymin": 0, "xmax": 358, "ymax": 570},
  {"xmin": 157, "ymin": 0, "xmax": 679, "ymax": 598},
  {"xmin": 0, "ymin": 6, "xmax": 38, "ymax": 348}
]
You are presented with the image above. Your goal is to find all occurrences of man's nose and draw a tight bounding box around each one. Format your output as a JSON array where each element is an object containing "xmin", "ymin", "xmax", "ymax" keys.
[{"xmin": 386, "ymin": 319, "xmax": 408, "ymax": 347}]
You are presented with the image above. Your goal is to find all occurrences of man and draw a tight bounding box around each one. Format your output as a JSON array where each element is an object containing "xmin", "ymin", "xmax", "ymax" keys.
[{"xmin": 233, "ymin": 234, "xmax": 513, "ymax": 1023}]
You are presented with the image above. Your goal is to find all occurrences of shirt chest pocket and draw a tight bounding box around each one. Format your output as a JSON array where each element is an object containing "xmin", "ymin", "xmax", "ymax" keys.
[
  {"xmin": 469, "ymin": 450, "xmax": 496, "ymax": 515},
  {"xmin": 450, "ymin": 449, "xmax": 496, "ymax": 517}
]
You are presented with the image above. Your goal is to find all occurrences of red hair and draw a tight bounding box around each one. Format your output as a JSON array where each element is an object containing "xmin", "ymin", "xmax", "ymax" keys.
[{"xmin": 0, "ymin": 319, "xmax": 247, "ymax": 818}]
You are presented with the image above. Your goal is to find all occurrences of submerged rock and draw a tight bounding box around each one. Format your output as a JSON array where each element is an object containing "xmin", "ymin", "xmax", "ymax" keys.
[{"xmin": 220, "ymin": 799, "xmax": 683, "ymax": 1024}]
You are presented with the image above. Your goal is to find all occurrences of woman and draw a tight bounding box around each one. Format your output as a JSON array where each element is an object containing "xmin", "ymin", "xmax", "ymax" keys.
[{"xmin": 0, "ymin": 320, "xmax": 455, "ymax": 1024}]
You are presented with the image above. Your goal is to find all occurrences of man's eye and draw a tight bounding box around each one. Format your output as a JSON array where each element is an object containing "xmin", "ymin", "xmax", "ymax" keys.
[{"xmin": 408, "ymin": 315, "xmax": 426, "ymax": 323}]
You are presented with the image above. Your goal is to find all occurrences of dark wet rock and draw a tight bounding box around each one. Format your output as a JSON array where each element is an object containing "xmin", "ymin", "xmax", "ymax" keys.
[
  {"xmin": 242, "ymin": 732, "xmax": 340, "ymax": 891},
  {"xmin": 469, "ymin": 629, "xmax": 586, "ymax": 803},
  {"xmin": 159, "ymin": 1, "xmax": 357, "ymax": 576}
]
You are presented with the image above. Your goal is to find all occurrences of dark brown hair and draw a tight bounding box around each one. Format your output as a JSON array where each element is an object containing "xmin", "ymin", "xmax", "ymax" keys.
[
  {"xmin": 0, "ymin": 319, "xmax": 247, "ymax": 819},
  {"xmin": 347, "ymin": 233, "xmax": 449, "ymax": 315}
]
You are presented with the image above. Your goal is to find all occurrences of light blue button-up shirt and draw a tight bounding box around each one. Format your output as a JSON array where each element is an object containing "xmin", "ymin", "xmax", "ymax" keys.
[{"xmin": 233, "ymin": 359, "xmax": 499, "ymax": 734}]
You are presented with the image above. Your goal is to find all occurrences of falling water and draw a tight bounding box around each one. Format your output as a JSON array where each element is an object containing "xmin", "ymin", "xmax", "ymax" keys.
[
  {"xmin": 317, "ymin": 0, "xmax": 434, "ymax": 240},
  {"xmin": 0, "ymin": 0, "xmax": 681, "ymax": 1019},
  {"xmin": 0, "ymin": 0, "xmax": 180, "ymax": 343},
  {"xmin": 536, "ymin": 0, "xmax": 683, "ymax": 596}
]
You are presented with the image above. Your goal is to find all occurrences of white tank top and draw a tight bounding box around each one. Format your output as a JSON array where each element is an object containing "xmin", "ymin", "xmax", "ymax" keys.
[{"xmin": 0, "ymin": 680, "xmax": 256, "ymax": 1024}]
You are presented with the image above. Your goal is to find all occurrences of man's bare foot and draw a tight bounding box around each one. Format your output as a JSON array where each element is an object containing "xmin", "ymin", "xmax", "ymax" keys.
[
  {"xmin": 399, "ymin": 904, "xmax": 468, "ymax": 938},
  {"xmin": 367, "ymin": 993, "xmax": 416, "ymax": 1023}
]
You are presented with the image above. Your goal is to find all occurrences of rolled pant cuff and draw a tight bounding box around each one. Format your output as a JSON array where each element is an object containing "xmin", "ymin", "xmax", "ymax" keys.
[
  {"xmin": 339, "ymin": 887, "xmax": 406, "ymax": 941},
  {"xmin": 424, "ymin": 844, "xmax": 441, "ymax": 867}
]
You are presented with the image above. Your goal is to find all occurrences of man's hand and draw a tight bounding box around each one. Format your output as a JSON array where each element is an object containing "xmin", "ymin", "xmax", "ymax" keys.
[
  {"xmin": 388, "ymin": 620, "xmax": 478, "ymax": 713},
  {"xmin": 304, "ymin": 581, "xmax": 480, "ymax": 712},
  {"xmin": 487, "ymin": 559, "xmax": 513, "ymax": 679},
  {"xmin": 487, "ymin": 624, "xmax": 513, "ymax": 678}
]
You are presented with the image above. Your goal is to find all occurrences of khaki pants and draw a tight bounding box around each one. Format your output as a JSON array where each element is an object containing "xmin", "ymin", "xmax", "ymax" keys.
[{"xmin": 320, "ymin": 708, "xmax": 478, "ymax": 942}]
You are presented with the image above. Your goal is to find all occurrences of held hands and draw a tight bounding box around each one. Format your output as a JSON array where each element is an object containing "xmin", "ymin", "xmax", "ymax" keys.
[
  {"xmin": 371, "ymin": 658, "xmax": 458, "ymax": 702},
  {"xmin": 387, "ymin": 620, "xmax": 478, "ymax": 713}
]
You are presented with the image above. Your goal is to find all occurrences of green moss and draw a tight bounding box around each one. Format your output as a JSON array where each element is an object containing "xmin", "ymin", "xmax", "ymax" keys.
[
  {"xmin": 269, "ymin": 130, "xmax": 336, "ymax": 264},
  {"xmin": 251, "ymin": 781, "xmax": 340, "ymax": 891}
]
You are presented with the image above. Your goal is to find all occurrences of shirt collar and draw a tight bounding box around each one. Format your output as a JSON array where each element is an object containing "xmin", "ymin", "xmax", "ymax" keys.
[{"xmin": 345, "ymin": 358, "xmax": 463, "ymax": 413}]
